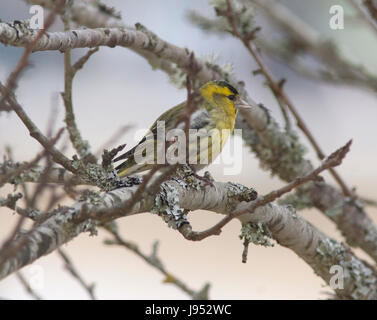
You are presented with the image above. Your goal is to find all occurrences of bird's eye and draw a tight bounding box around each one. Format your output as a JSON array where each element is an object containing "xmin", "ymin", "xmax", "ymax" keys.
[{"xmin": 228, "ymin": 95, "xmax": 235, "ymax": 101}]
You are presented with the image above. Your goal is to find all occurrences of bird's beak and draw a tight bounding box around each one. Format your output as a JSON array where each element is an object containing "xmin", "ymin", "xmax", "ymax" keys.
[{"xmin": 235, "ymin": 96, "xmax": 253, "ymax": 109}]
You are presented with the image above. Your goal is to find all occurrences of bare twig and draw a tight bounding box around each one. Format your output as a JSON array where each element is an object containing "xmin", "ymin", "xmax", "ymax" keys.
[
  {"xmin": 221, "ymin": 0, "xmax": 353, "ymax": 198},
  {"xmin": 350, "ymin": 0, "xmax": 377, "ymax": 35},
  {"xmin": 360, "ymin": 196, "xmax": 377, "ymax": 207},
  {"xmin": 179, "ymin": 140, "xmax": 352, "ymax": 241},
  {"xmin": 57, "ymin": 248, "xmax": 96, "ymax": 300},
  {"xmin": 0, "ymin": 129, "xmax": 69, "ymax": 268},
  {"xmin": 247, "ymin": 0, "xmax": 377, "ymax": 91},
  {"xmin": 1, "ymin": 171, "xmax": 375, "ymax": 298},
  {"xmin": 103, "ymin": 224, "xmax": 210, "ymax": 299},
  {"xmin": 364, "ymin": 0, "xmax": 377, "ymax": 21},
  {"xmin": 16, "ymin": 272, "xmax": 42, "ymax": 300},
  {"xmin": 0, "ymin": 128, "xmax": 64, "ymax": 188},
  {"xmin": 101, "ymin": 144, "xmax": 126, "ymax": 169},
  {"xmin": 94, "ymin": 125, "xmax": 132, "ymax": 157},
  {"xmin": 1, "ymin": 5, "xmax": 376, "ymax": 263},
  {"xmin": 0, "ymin": 0, "xmax": 65, "ymax": 107},
  {"xmin": 1, "ymin": 151, "xmax": 45, "ymax": 188},
  {"xmin": 0, "ymin": 82, "xmax": 77, "ymax": 173}
]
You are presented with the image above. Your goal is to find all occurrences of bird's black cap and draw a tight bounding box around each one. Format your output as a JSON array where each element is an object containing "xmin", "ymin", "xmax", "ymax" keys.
[{"xmin": 215, "ymin": 80, "xmax": 239, "ymax": 95}]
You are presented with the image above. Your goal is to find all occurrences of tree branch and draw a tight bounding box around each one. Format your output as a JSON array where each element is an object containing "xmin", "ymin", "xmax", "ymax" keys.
[
  {"xmin": 1, "ymin": 172, "xmax": 376, "ymax": 298},
  {"xmin": 222, "ymin": 0, "xmax": 353, "ymax": 198},
  {"xmin": 178, "ymin": 140, "xmax": 352, "ymax": 241},
  {"xmin": 1, "ymin": 13, "xmax": 377, "ymax": 263},
  {"xmin": 0, "ymin": 0, "xmax": 65, "ymax": 107}
]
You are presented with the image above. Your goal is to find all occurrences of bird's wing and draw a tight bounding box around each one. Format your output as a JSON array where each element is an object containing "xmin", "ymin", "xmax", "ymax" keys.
[
  {"xmin": 114, "ymin": 103, "xmax": 186, "ymax": 165},
  {"xmin": 114, "ymin": 102, "xmax": 211, "ymax": 165},
  {"xmin": 186, "ymin": 108, "xmax": 211, "ymax": 130}
]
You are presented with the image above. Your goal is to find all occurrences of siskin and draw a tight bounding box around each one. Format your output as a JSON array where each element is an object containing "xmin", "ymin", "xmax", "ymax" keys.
[{"xmin": 114, "ymin": 80, "xmax": 252, "ymax": 177}]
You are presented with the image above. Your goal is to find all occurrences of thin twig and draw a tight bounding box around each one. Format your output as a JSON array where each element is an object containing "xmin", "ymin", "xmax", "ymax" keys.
[
  {"xmin": 0, "ymin": 130, "xmax": 68, "ymax": 268},
  {"xmin": 16, "ymin": 272, "xmax": 42, "ymax": 300},
  {"xmin": 61, "ymin": 16, "xmax": 98, "ymax": 163},
  {"xmin": 0, "ymin": 82, "xmax": 77, "ymax": 173},
  {"xmin": 350, "ymin": 0, "xmax": 377, "ymax": 36},
  {"xmin": 223, "ymin": 0, "xmax": 353, "ymax": 197},
  {"xmin": 94, "ymin": 125, "xmax": 132, "ymax": 157},
  {"xmin": 242, "ymin": 239, "xmax": 249, "ymax": 263},
  {"xmin": 1, "ymin": 150, "xmax": 46, "ymax": 187},
  {"xmin": 103, "ymin": 225, "xmax": 210, "ymax": 299},
  {"xmin": 179, "ymin": 140, "xmax": 352, "ymax": 241},
  {"xmin": 57, "ymin": 248, "xmax": 96, "ymax": 300},
  {"xmin": 0, "ymin": 0, "xmax": 65, "ymax": 107},
  {"xmin": 360, "ymin": 196, "xmax": 377, "ymax": 207}
]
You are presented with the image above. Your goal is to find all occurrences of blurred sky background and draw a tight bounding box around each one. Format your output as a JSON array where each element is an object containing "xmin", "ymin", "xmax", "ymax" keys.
[{"xmin": 0, "ymin": 0, "xmax": 377, "ymax": 299}]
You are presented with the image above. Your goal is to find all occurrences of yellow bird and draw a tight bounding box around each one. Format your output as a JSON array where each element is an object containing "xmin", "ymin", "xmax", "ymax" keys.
[{"xmin": 114, "ymin": 80, "xmax": 252, "ymax": 177}]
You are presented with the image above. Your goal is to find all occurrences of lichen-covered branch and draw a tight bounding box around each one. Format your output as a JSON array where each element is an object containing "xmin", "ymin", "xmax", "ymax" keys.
[
  {"xmin": 250, "ymin": 0, "xmax": 377, "ymax": 92},
  {"xmin": 0, "ymin": 161, "xmax": 88, "ymax": 186},
  {"xmin": 189, "ymin": 0, "xmax": 377, "ymax": 92},
  {"xmin": 1, "ymin": 176, "xmax": 376, "ymax": 299},
  {"xmin": 188, "ymin": 0, "xmax": 377, "ymax": 264},
  {"xmin": 0, "ymin": 0, "xmax": 376, "ymax": 299},
  {"xmin": 1, "ymin": 14, "xmax": 377, "ymax": 263},
  {"xmin": 177, "ymin": 140, "xmax": 351, "ymax": 242},
  {"xmin": 236, "ymin": 95, "xmax": 377, "ymax": 263},
  {"xmin": 0, "ymin": 21, "xmax": 219, "ymax": 81},
  {"xmin": 26, "ymin": 0, "xmax": 124, "ymax": 29},
  {"xmin": 0, "ymin": 0, "xmax": 65, "ymax": 108}
]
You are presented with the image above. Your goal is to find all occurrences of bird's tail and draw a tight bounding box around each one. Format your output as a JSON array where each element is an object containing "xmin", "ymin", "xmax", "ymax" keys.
[{"xmin": 116, "ymin": 158, "xmax": 151, "ymax": 178}]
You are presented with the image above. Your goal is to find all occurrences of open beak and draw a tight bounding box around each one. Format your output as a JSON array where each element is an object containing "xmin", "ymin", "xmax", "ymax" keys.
[{"xmin": 235, "ymin": 96, "xmax": 253, "ymax": 109}]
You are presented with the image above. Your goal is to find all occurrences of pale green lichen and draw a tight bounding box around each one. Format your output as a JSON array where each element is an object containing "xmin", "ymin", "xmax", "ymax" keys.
[
  {"xmin": 0, "ymin": 193, "xmax": 22, "ymax": 209},
  {"xmin": 151, "ymin": 166, "xmax": 218, "ymax": 229},
  {"xmin": 71, "ymin": 155, "xmax": 141, "ymax": 191},
  {"xmin": 172, "ymin": 165, "xmax": 210, "ymax": 191},
  {"xmin": 212, "ymin": 0, "xmax": 255, "ymax": 38},
  {"xmin": 53, "ymin": 202, "xmax": 98, "ymax": 237},
  {"xmin": 135, "ymin": 22, "xmax": 159, "ymax": 49},
  {"xmin": 325, "ymin": 200, "xmax": 345, "ymax": 219},
  {"xmin": 226, "ymin": 182, "xmax": 257, "ymax": 211},
  {"xmin": 80, "ymin": 162, "xmax": 117, "ymax": 191},
  {"xmin": 95, "ymin": 0, "xmax": 122, "ymax": 19},
  {"xmin": 151, "ymin": 181, "xmax": 188, "ymax": 229},
  {"xmin": 279, "ymin": 188, "xmax": 314, "ymax": 210},
  {"xmin": 82, "ymin": 218, "xmax": 98, "ymax": 236},
  {"xmin": 79, "ymin": 190, "xmax": 104, "ymax": 206},
  {"xmin": 314, "ymin": 238, "xmax": 377, "ymax": 299},
  {"xmin": 1, "ymin": 160, "xmax": 43, "ymax": 189},
  {"xmin": 240, "ymin": 222, "xmax": 274, "ymax": 247}
]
